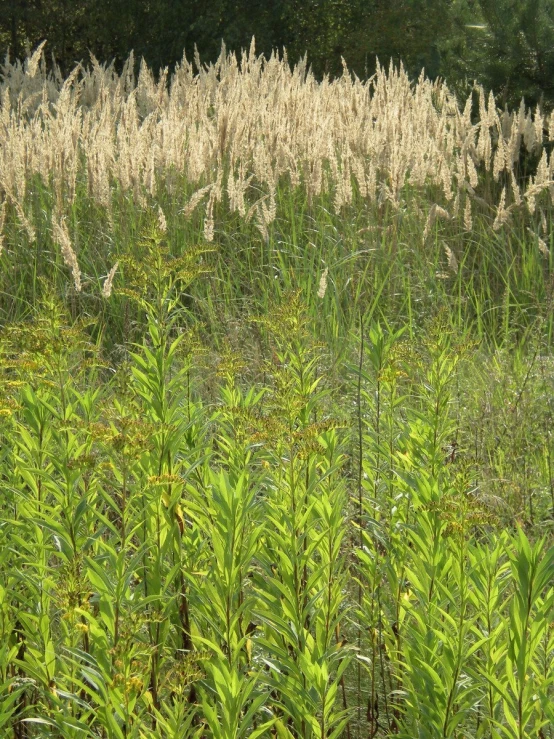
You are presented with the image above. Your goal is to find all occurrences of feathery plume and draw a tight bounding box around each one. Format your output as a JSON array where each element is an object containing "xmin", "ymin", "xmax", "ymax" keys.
[
  {"xmin": 444, "ymin": 244, "xmax": 458, "ymax": 274},
  {"xmin": 26, "ymin": 41, "xmax": 47, "ymax": 78},
  {"xmin": 493, "ymin": 187, "xmax": 509, "ymax": 231},
  {"xmin": 14, "ymin": 200, "xmax": 36, "ymax": 244},
  {"xmin": 317, "ymin": 267, "xmax": 329, "ymax": 299},
  {"xmin": 510, "ymin": 170, "xmax": 522, "ymax": 206},
  {"xmin": 0, "ymin": 200, "xmax": 6, "ymax": 258},
  {"xmin": 182, "ymin": 185, "xmax": 212, "ymax": 219},
  {"xmin": 102, "ymin": 261, "xmax": 119, "ymax": 298},
  {"xmin": 203, "ymin": 187, "xmax": 216, "ymax": 242},
  {"xmin": 157, "ymin": 206, "xmax": 167, "ymax": 233},
  {"xmin": 53, "ymin": 215, "xmax": 81, "ymax": 292},
  {"xmin": 538, "ymin": 237, "xmax": 550, "ymax": 257},
  {"xmin": 423, "ymin": 204, "xmax": 449, "ymax": 241},
  {"xmin": 463, "ymin": 198, "xmax": 473, "ymax": 231}
]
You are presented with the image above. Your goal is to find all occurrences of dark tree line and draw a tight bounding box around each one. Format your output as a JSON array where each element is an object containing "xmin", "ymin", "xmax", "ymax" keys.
[{"xmin": 2, "ymin": 0, "xmax": 554, "ymax": 108}]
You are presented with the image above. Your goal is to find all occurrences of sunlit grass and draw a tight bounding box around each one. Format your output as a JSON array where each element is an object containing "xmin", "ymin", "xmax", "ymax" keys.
[
  {"xmin": 1, "ymin": 46, "xmax": 554, "ymax": 738},
  {"xmin": 0, "ymin": 220, "xmax": 553, "ymax": 737}
]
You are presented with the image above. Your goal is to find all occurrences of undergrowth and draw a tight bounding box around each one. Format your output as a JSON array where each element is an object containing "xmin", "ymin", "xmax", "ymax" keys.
[{"xmin": 0, "ymin": 222, "xmax": 553, "ymax": 738}]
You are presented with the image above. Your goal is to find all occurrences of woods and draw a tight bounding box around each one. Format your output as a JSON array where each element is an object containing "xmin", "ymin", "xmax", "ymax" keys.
[{"xmin": 3, "ymin": 0, "xmax": 554, "ymax": 108}]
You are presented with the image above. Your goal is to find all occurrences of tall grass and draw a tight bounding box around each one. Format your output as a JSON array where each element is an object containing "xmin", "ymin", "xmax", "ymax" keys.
[
  {"xmin": 1, "ymin": 42, "xmax": 554, "ymax": 349},
  {"xmin": 0, "ymin": 45, "xmax": 554, "ymax": 737}
]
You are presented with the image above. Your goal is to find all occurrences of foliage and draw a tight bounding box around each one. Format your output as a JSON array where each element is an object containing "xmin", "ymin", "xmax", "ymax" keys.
[
  {"xmin": 0, "ymin": 221, "xmax": 553, "ymax": 736},
  {"xmin": 472, "ymin": 0, "xmax": 554, "ymax": 108}
]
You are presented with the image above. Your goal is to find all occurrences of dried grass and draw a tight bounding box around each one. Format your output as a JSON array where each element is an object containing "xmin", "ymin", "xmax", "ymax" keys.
[
  {"xmin": 2, "ymin": 42, "xmax": 554, "ymax": 237},
  {"xmin": 52, "ymin": 214, "xmax": 81, "ymax": 292}
]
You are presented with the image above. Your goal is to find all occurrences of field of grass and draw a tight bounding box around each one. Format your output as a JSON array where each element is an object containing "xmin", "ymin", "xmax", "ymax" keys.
[{"xmin": 0, "ymin": 44, "xmax": 554, "ymax": 738}]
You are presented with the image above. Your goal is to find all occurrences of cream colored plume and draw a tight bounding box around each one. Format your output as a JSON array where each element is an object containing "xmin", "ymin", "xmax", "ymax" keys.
[
  {"xmin": 52, "ymin": 215, "xmax": 81, "ymax": 292},
  {"xmin": 444, "ymin": 244, "xmax": 458, "ymax": 274},
  {"xmin": 102, "ymin": 261, "xmax": 119, "ymax": 298},
  {"xmin": 0, "ymin": 43, "xmax": 553, "ymax": 250},
  {"xmin": 26, "ymin": 41, "xmax": 47, "ymax": 78},
  {"xmin": 317, "ymin": 267, "xmax": 329, "ymax": 299},
  {"xmin": 0, "ymin": 200, "xmax": 6, "ymax": 257},
  {"xmin": 157, "ymin": 206, "xmax": 167, "ymax": 233}
]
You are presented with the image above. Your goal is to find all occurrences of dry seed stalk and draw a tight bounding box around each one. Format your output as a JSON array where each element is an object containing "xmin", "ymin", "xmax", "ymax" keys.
[
  {"xmin": 1, "ymin": 44, "xmax": 553, "ymax": 235},
  {"xmin": 52, "ymin": 214, "xmax": 81, "ymax": 292},
  {"xmin": 102, "ymin": 261, "xmax": 119, "ymax": 298}
]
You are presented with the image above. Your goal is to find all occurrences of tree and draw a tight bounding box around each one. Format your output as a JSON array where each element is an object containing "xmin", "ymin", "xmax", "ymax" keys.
[
  {"xmin": 1, "ymin": 0, "xmax": 553, "ymax": 110},
  {"xmin": 471, "ymin": 0, "xmax": 554, "ymax": 108}
]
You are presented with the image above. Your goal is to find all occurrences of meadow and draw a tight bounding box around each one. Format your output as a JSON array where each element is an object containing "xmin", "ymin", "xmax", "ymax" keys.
[{"xmin": 0, "ymin": 42, "xmax": 553, "ymax": 737}]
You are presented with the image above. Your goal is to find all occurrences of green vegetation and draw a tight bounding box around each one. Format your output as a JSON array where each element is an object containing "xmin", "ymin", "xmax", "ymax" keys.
[
  {"xmin": 1, "ymin": 48, "xmax": 554, "ymax": 738},
  {"xmin": 1, "ymin": 203, "xmax": 554, "ymax": 737}
]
